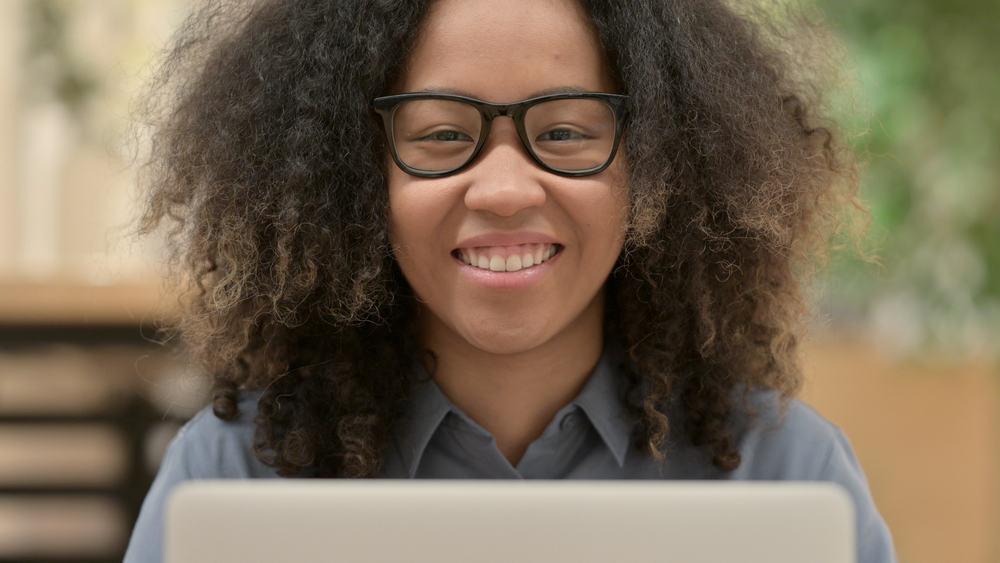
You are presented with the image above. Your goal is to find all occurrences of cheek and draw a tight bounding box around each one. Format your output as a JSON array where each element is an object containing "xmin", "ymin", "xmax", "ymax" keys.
[
  {"xmin": 386, "ymin": 170, "xmax": 420, "ymax": 252},
  {"xmin": 387, "ymin": 188, "xmax": 427, "ymax": 291},
  {"xmin": 386, "ymin": 171, "xmax": 455, "ymax": 271},
  {"xmin": 587, "ymin": 188, "xmax": 629, "ymax": 272},
  {"xmin": 606, "ymin": 166, "xmax": 631, "ymax": 243},
  {"xmin": 387, "ymin": 190, "xmax": 403, "ymax": 249},
  {"xmin": 584, "ymin": 171, "xmax": 630, "ymax": 248}
]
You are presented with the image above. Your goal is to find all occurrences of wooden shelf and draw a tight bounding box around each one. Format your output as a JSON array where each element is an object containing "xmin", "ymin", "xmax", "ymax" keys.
[{"xmin": 0, "ymin": 277, "xmax": 177, "ymax": 325}]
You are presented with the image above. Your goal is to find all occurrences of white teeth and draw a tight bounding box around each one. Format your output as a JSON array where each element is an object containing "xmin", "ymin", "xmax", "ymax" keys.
[
  {"xmin": 460, "ymin": 244, "xmax": 559, "ymax": 272},
  {"xmin": 489, "ymin": 255, "xmax": 505, "ymax": 272},
  {"xmin": 506, "ymin": 254, "xmax": 522, "ymax": 272}
]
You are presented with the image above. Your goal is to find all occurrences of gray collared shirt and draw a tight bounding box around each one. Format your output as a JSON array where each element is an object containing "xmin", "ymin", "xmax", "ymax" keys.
[{"xmin": 124, "ymin": 352, "xmax": 897, "ymax": 562}]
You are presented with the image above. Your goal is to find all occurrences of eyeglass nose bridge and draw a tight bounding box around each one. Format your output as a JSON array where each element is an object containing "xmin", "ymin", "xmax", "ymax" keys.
[
  {"xmin": 473, "ymin": 103, "xmax": 534, "ymax": 161},
  {"xmin": 479, "ymin": 100, "xmax": 526, "ymax": 120}
]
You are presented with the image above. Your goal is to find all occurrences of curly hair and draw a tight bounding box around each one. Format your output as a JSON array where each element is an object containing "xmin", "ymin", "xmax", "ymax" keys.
[{"xmin": 137, "ymin": 0, "xmax": 857, "ymax": 477}]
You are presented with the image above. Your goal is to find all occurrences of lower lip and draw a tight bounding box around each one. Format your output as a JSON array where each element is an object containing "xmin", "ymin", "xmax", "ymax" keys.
[{"xmin": 454, "ymin": 250, "xmax": 561, "ymax": 290}]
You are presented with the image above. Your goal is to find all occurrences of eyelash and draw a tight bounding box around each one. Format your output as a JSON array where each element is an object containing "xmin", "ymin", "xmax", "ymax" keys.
[
  {"xmin": 536, "ymin": 129, "xmax": 587, "ymax": 142},
  {"xmin": 417, "ymin": 130, "xmax": 474, "ymax": 142}
]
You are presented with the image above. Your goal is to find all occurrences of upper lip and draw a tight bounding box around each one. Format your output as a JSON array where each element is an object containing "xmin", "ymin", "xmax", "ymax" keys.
[{"xmin": 455, "ymin": 231, "xmax": 561, "ymax": 249}]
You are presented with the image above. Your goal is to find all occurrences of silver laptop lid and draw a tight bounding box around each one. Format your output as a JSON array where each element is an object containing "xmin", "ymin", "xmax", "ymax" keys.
[{"xmin": 167, "ymin": 480, "xmax": 855, "ymax": 563}]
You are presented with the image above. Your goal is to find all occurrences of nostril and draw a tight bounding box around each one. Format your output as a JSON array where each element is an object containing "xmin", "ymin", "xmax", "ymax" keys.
[{"xmin": 462, "ymin": 168, "xmax": 547, "ymax": 217}]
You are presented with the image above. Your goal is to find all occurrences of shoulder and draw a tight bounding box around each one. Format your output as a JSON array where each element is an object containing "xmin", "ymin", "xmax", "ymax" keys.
[
  {"xmin": 729, "ymin": 389, "xmax": 847, "ymax": 480},
  {"xmin": 729, "ymin": 389, "xmax": 898, "ymax": 563},
  {"xmin": 123, "ymin": 393, "xmax": 277, "ymax": 563},
  {"xmin": 164, "ymin": 392, "xmax": 275, "ymax": 479}
]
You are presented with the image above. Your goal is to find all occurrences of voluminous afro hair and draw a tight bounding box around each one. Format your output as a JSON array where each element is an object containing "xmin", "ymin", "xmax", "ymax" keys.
[{"xmin": 138, "ymin": 0, "xmax": 858, "ymax": 477}]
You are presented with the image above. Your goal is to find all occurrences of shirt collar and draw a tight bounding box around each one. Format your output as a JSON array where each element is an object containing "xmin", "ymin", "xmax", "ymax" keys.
[
  {"xmin": 570, "ymin": 347, "xmax": 635, "ymax": 467},
  {"xmin": 393, "ymin": 365, "xmax": 455, "ymax": 478},
  {"xmin": 393, "ymin": 347, "xmax": 636, "ymax": 477}
]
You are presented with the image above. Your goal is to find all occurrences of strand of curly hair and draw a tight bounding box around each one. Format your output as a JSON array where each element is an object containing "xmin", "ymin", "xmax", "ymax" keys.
[{"xmin": 136, "ymin": 0, "xmax": 858, "ymax": 477}]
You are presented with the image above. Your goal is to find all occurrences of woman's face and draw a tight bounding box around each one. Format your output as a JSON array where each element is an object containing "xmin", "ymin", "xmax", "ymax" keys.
[{"xmin": 388, "ymin": 0, "xmax": 628, "ymax": 355}]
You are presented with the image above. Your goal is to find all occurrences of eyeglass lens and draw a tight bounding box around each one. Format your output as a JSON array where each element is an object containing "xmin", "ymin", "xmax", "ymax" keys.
[{"xmin": 390, "ymin": 98, "xmax": 616, "ymax": 174}]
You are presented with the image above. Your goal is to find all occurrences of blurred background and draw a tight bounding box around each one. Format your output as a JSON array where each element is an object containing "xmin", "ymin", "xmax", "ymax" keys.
[{"xmin": 0, "ymin": 0, "xmax": 996, "ymax": 562}]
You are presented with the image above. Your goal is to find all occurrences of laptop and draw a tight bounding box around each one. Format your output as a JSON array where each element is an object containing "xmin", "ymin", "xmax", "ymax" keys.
[{"xmin": 166, "ymin": 480, "xmax": 855, "ymax": 563}]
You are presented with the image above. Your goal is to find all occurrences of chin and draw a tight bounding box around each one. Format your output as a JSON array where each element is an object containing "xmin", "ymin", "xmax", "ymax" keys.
[{"xmin": 458, "ymin": 322, "xmax": 555, "ymax": 357}]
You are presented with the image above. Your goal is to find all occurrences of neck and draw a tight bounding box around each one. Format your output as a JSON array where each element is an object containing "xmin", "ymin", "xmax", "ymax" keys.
[{"xmin": 421, "ymin": 294, "xmax": 605, "ymax": 467}]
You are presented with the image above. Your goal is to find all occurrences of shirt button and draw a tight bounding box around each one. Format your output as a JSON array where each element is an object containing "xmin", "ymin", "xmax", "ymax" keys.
[{"xmin": 559, "ymin": 413, "xmax": 579, "ymax": 431}]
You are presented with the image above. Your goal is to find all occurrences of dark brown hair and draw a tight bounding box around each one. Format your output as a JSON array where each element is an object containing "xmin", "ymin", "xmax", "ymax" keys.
[{"xmin": 138, "ymin": 0, "xmax": 857, "ymax": 477}]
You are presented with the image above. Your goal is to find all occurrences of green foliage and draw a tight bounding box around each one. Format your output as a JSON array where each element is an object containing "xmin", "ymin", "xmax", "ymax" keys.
[
  {"xmin": 817, "ymin": 0, "xmax": 1000, "ymax": 356},
  {"xmin": 24, "ymin": 0, "xmax": 99, "ymax": 114}
]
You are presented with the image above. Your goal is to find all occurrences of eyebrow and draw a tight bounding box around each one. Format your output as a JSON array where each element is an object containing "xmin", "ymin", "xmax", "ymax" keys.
[{"xmin": 412, "ymin": 85, "xmax": 591, "ymax": 99}]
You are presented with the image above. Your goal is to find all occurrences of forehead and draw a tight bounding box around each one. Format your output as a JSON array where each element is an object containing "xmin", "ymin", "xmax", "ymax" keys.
[{"xmin": 399, "ymin": 0, "xmax": 615, "ymax": 102}]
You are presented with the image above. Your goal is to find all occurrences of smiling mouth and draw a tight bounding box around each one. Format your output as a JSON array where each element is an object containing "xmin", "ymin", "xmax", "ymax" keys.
[{"xmin": 452, "ymin": 243, "xmax": 562, "ymax": 272}]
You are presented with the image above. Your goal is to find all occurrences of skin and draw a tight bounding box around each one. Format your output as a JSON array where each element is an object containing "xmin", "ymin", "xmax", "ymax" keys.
[{"xmin": 388, "ymin": 0, "xmax": 628, "ymax": 466}]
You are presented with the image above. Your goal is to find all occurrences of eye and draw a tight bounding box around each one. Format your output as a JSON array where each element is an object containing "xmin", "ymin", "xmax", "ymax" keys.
[
  {"xmin": 418, "ymin": 130, "xmax": 475, "ymax": 142},
  {"xmin": 535, "ymin": 129, "xmax": 587, "ymax": 142}
]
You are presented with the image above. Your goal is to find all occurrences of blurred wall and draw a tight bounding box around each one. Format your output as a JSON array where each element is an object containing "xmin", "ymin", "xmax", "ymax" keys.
[
  {"xmin": 0, "ymin": 2, "xmax": 23, "ymax": 270},
  {"xmin": 803, "ymin": 336, "xmax": 999, "ymax": 563},
  {"xmin": 0, "ymin": 0, "xmax": 183, "ymax": 284}
]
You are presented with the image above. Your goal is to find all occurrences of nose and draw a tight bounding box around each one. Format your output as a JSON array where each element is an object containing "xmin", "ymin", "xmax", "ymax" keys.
[{"xmin": 462, "ymin": 120, "xmax": 546, "ymax": 217}]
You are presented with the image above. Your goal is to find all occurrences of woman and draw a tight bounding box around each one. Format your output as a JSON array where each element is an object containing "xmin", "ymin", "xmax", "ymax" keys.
[{"xmin": 126, "ymin": 0, "xmax": 896, "ymax": 561}]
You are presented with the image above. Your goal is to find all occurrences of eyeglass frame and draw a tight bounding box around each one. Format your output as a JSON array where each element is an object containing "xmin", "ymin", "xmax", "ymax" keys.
[{"xmin": 372, "ymin": 92, "xmax": 629, "ymax": 178}]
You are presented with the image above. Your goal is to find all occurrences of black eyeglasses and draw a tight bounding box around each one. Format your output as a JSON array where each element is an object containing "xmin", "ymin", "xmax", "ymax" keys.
[{"xmin": 373, "ymin": 92, "xmax": 628, "ymax": 178}]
